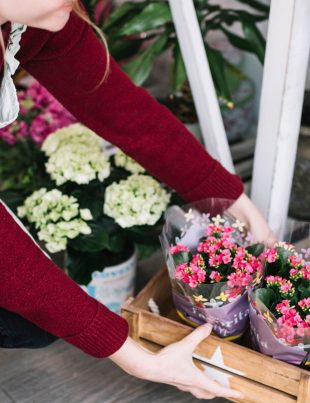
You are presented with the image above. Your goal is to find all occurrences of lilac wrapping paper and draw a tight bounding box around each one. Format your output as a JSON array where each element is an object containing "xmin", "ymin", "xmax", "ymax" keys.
[
  {"xmin": 248, "ymin": 302, "xmax": 307, "ymax": 366},
  {"xmin": 172, "ymin": 289, "xmax": 249, "ymax": 338}
]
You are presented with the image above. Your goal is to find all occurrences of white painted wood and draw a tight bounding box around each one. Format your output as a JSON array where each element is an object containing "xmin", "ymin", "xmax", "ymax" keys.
[
  {"xmin": 251, "ymin": 0, "xmax": 310, "ymax": 234},
  {"xmin": 168, "ymin": 0, "xmax": 235, "ymax": 173}
]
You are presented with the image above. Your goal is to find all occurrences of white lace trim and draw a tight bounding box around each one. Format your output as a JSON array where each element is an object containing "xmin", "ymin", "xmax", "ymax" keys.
[{"xmin": 0, "ymin": 23, "xmax": 27, "ymax": 129}]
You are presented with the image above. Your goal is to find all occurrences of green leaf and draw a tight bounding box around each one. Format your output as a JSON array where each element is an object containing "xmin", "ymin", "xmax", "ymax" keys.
[
  {"xmin": 205, "ymin": 45, "xmax": 233, "ymax": 105},
  {"xmin": 69, "ymin": 217, "xmax": 126, "ymax": 253},
  {"xmin": 240, "ymin": 12, "xmax": 266, "ymax": 64},
  {"xmin": 66, "ymin": 247, "xmax": 104, "ymax": 285},
  {"xmin": 298, "ymin": 284, "xmax": 310, "ymax": 300},
  {"xmin": 221, "ymin": 26, "xmax": 256, "ymax": 54},
  {"xmin": 173, "ymin": 251, "xmax": 191, "ymax": 266},
  {"xmin": 118, "ymin": 3, "xmax": 172, "ymax": 36},
  {"xmin": 172, "ymin": 43, "xmax": 187, "ymax": 93},
  {"xmin": 103, "ymin": 2, "xmax": 147, "ymax": 31},
  {"xmin": 246, "ymin": 243, "xmax": 265, "ymax": 257},
  {"xmin": 108, "ymin": 37, "xmax": 143, "ymax": 61},
  {"xmin": 255, "ymin": 288, "xmax": 276, "ymax": 309},
  {"xmin": 237, "ymin": 0, "xmax": 270, "ymax": 14},
  {"xmin": 122, "ymin": 35, "xmax": 169, "ymax": 85}
]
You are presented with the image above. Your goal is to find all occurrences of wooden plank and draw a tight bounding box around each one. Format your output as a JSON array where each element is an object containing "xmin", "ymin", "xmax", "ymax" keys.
[
  {"xmin": 138, "ymin": 339, "xmax": 296, "ymax": 403},
  {"xmin": 168, "ymin": 0, "xmax": 234, "ymax": 172},
  {"xmin": 131, "ymin": 310, "xmax": 304, "ymax": 397},
  {"xmin": 251, "ymin": 0, "xmax": 310, "ymax": 232},
  {"xmin": 297, "ymin": 373, "xmax": 310, "ymax": 403}
]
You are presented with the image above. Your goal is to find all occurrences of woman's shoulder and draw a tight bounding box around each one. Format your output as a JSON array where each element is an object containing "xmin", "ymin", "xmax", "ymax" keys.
[{"xmin": 18, "ymin": 13, "xmax": 87, "ymax": 64}]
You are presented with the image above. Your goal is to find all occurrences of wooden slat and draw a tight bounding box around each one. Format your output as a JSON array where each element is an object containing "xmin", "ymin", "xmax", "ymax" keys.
[
  {"xmin": 137, "ymin": 311, "xmax": 304, "ymax": 397},
  {"xmin": 137, "ymin": 339, "xmax": 296, "ymax": 403},
  {"xmin": 297, "ymin": 374, "xmax": 310, "ymax": 403}
]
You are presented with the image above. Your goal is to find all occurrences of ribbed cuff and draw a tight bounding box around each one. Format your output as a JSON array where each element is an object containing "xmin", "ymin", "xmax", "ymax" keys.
[
  {"xmin": 64, "ymin": 302, "xmax": 129, "ymax": 358},
  {"xmin": 182, "ymin": 161, "xmax": 243, "ymax": 202}
]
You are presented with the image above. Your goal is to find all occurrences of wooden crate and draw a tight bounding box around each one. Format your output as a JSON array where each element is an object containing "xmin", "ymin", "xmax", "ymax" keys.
[{"xmin": 121, "ymin": 268, "xmax": 310, "ymax": 403}]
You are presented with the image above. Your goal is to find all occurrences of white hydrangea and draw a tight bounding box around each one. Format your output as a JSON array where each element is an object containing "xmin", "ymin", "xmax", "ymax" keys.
[
  {"xmin": 114, "ymin": 149, "xmax": 145, "ymax": 174},
  {"xmin": 18, "ymin": 188, "xmax": 92, "ymax": 253},
  {"xmin": 42, "ymin": 124, "xmax": 110, "ymax": 185},
  {"xmin": 103, "ymin": 174, "xmax": 171, "ymax": 228},
  {"xmin": 45, "ymin": 143, "xmax": 111, "ymax": 185},
  {"xmin": 42, "ymin": 123, "xmax": 102, "ymax": 156}
]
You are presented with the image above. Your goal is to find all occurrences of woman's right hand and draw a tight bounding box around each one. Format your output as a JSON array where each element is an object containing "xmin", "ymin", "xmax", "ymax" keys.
[{"xmin": 109, "ymin": 323, "xmax": 244, "ymax": 400}]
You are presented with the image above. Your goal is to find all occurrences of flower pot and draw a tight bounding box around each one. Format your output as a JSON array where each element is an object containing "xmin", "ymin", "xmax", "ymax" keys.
[{"xmin": 81, "ymin": 250, "xmax": 137, "ymax": 314}]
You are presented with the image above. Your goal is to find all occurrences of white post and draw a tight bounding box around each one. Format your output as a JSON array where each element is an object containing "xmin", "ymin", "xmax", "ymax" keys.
[
  {"xmin": 168, "ymin": 0, "xmax": 234, "ymax": 173},
  {"xmin": 251, "ymin": 0, "xmax": 310, "ymax": 233}
]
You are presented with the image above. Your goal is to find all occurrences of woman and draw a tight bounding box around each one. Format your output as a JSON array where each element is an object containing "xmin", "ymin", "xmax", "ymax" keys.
[{"xmin": 0, "ymin": 1, "xmax": 273, "ymax": 400}]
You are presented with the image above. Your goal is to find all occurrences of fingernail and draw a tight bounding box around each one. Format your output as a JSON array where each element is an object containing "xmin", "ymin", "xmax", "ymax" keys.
[{"xmin": 203, "ymin": 323, "xmax": 213, "ymax": 331}]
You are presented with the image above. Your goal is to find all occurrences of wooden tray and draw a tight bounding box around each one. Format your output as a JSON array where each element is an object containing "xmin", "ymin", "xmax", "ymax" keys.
[{"xmin": 121, "ymin": 268, "xmax": 310, "ymax": 403}]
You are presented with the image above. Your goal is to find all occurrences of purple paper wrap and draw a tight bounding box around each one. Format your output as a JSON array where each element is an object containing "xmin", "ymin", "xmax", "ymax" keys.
[
  {"xmin": 160, "ymin": 201, "xmax": 261, "ymax": 340},
  {"xmin": 172, "ymin": 289, "xmax": 249, "ymax": 338},
  {"xmin": 249, "ymin": 300, "xmax": 308, "ymax": 366}
]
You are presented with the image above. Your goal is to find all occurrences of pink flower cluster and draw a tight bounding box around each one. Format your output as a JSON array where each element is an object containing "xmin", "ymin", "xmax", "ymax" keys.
[
  {"xmin": 266, "ymin": 276, "xmax": 295, "ymax": 297},
  {"xmin": 174, "ymin": 259, "xmax": 206, "ymax": 288},
  {"xmin": 261, "ymin": 245, "xmax": 310, "ymax": 341},
  {"xmin": 0, "ymin": 80, "xmax": 76, "ymax": 145},
  {"xmin": 172, "ymin": 221, "xmax": 262, "ymax": 293},
  {"xmin": 275, "ymin": 300, "xmax": 310, "ymax": 342}
]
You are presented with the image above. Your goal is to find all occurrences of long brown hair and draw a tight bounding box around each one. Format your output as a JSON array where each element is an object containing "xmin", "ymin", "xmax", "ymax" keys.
[{"xmin": 70, "ymin": 0, "xmax": 110, "ymax": 84}]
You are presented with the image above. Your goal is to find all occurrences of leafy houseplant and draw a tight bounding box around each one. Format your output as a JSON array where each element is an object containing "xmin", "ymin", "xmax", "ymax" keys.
[
  {"xmin": 0, "ymin": 80, "xmax": 174, "ymax": 289},
  {"xmin": 16, "ymin": 123, "xmax": 173, "ymax": 286},
  {"xmin": 101, "ymin": 0, "xmax": 269, "ymax": 112}
]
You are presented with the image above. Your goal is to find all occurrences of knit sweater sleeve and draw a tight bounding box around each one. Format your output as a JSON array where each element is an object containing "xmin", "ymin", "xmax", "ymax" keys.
[
  {"xmin": 0, "ymin": 201, "xmax": 128, "ymax": 357},
  {"xmin": 20, "ymin": 13, "xmax": 243, "ymax": 202}
]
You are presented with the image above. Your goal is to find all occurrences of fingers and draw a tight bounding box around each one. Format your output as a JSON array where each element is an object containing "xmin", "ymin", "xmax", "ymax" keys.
[
  {"xmin": 180, "ymin": 323, "xmax": 213, "ymax": 351},
  {"xmin": 195, "ymin": 370, "xmax": 244, "ymax": 400}
]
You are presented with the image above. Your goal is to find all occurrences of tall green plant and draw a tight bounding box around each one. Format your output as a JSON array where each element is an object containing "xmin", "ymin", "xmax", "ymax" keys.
[{"xmin": 102, "ymin": 0, "xmax": 269, "ymax": 107}]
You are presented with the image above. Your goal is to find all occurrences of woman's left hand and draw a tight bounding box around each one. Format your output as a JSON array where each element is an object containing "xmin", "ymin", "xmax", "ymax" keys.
[{"xmin": 228, "ymin": 193, "xmax": 277, "ymax": 246}]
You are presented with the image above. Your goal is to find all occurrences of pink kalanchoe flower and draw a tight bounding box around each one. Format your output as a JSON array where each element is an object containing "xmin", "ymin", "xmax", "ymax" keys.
[
  {"xmin": 301, "ymin": 265, "xmax": 310, "ymax": 280},
  {"xmin": 298, "ymin": 298, "xmax": 310, "ymax": 313},
  {"xmin": 275, "ymin": 300, "xmax": 291, "ymax": 315},
  {"xmin": 279, "ymin": 280, "xmax": 295, "ymax": 297},
  {"xmin": 265, "ymin": 248, "xmax": 278, "ymax": 263},
  {"xmin": 266, "ymin": 275, "xmax": 284, "ymax": 286},
  {"xmin": 191, "ymin": 254, "xmax": 205, "ymax": 267},
  {"xmin": 289, "ymin": 267, "xmax": 302, "ymax": 280},
  {"xmin": 288, "ymin": 255, "xmax": 304, "ymax": 268},
  {"xmin": 169, "ymin": 245, "xmax": 190, "ymax": 255},
  {"xmin": 210, "ymin": 271, "xmax": 222, "ymax": 283}
]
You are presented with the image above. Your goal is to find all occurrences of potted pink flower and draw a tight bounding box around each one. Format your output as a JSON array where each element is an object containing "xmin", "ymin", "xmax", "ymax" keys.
[
  {"xmin": 160, "ymin": 200, "xmax": 264, "ymax": 340},
  {"xmin": 249, "ymin": 237, "xmax": 310, "ymax": 367}
]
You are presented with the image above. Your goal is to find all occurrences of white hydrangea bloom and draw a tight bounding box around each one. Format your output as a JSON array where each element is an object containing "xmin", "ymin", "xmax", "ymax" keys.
[
  {"xmin": 41, "ymin": 123, "xmax": 110, "ymax": 185},
  {"xmin": 114, "ymin": 149, "xmax": 145, "ymax": 174},
  {"xmin": 104, "ymin": 174, "xmax": 171, "ymax": 228},
  {"xmin": 45, "ymin": 143, "xmax": 111, "ymax": 185},
  {"xmin": 18, "ymin": 188, "xmax": 92, "ymax": 253},
  {"xmin": 42, "ymin": 123, "xmax": 102, "ymax": 156}
]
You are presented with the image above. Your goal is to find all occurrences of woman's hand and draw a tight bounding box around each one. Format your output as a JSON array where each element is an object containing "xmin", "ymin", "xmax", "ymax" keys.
[
  {"xmin": 228, "ymin": 193, "xmax": 277, "ymax": 246},
  {"xmin": 109, "ymin": 324, "xmax": 244, "ymax": 400}
]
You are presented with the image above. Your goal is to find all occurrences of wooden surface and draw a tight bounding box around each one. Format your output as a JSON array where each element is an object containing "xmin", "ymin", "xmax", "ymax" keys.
[
  {"xmin": 0, "ymin": 339, "xmax": 226, "ymax": 403},
  {"xmin": 123, "ymin": 268, "xmax": 310, "ymax": 403}
]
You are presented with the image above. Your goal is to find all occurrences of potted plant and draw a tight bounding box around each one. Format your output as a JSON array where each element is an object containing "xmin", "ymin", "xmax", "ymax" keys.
[
  {"xmin": 100, "ymin": 0, "xmax": 269, "ymax": 140},
  {"xmin": 0, "ymin": 81, "xmax": 175, "ymax": 313}
]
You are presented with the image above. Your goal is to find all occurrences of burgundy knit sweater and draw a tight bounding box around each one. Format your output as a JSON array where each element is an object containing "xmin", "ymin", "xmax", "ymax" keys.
[{"xmin": 0, "ymin": 14, "xmax": 243, "ymax": 358}]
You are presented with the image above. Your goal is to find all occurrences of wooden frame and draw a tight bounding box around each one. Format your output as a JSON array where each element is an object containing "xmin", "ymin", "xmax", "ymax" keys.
[
  {"xmin": 251, "ymin": 0, "xmax": 310, "ymax": 232},
  {"xmin": 122, "ymin": 268, "xmax": 310, "ymax": 403},
  {"xmin": 168, "ymin": 0, "xmax": 234, "ymax": 172}
]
